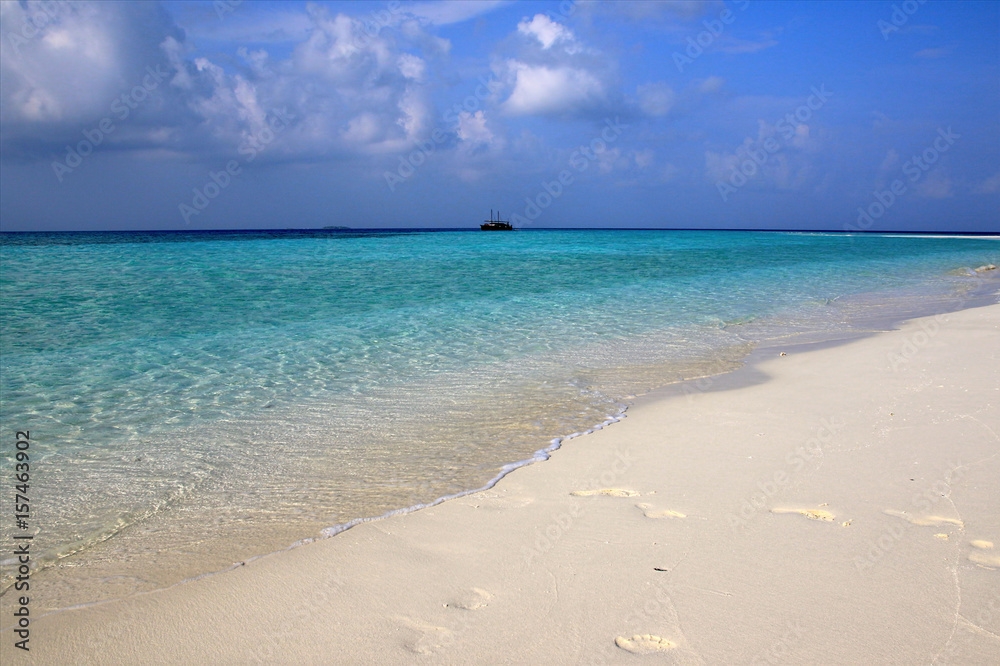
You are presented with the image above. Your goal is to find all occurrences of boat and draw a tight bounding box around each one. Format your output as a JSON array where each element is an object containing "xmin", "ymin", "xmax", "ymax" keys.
[{"xmin": 480, "ymin": 209, "xmax": 513, "ymax": 231}]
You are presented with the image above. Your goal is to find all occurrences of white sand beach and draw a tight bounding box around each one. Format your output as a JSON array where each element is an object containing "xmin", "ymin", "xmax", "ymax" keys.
[{"xmin": 4, "ymin": 304, "xmax": 998, "ymax": 664}]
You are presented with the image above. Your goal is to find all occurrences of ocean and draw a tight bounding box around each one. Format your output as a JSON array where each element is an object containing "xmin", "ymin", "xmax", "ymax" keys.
[{"xmin": 1, "ymin": 229, "xmax": 997, "ymax": 614}]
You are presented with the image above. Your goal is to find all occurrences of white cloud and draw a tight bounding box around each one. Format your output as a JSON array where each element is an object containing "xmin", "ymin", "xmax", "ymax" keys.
[
  {"xmin": 490, "ymin": 9, "xmax": 618, "ymax": 119},
  {"xmin": 398, "ymin": 53, "xmax": 427, "ymax": 81},
  {"xmin": 0, "ymin": 1, "xmax": 453, "ymax": 162},
  {"xmin": 184, "ymin": 57, "xmax": 268, "ymax": 146},
  {"xmin": 182, "ymin": 4, "xmax": 442, "ymax": 156},
  {"xmin": 405, "ymin": 0, "xmax": 507, "ymax": 26},
  {"xmin": 342, "ymin": 113, "xmax": 381, "ymax": 144},
  {"xmin": 161, "ymin": 36, "xmax": 193, "ymax": 89},
  {"xmin": 457, "ymin": 110, "xmax": 495, "ymax": 148},
  {"xmin": 395, "ymin": 88, "xmax": 430, "ymax": 145},
  {"xmin": 0, "ymin": 2, "xmax": 170, "ymax": 125},
  {"xmin": 0, "ymin": 0, "xmax": 615, "ymax": 176},
  {"xmin": 502, "ymin": 61, "xmax": 606, "ymax": 116},
  {"xmin": 517, "ymin": 14, "xmax": 578, "ymax": 52}
]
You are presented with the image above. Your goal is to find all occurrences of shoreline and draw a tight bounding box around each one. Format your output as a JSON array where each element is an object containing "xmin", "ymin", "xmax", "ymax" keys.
[
  {"xmin": 3, "ymin": 299, "xmax": 998, "ymax": 663},
  {"xmin": 3, "ymin": 233, "xmax": 997, "ymax": 618},
  {"xmin": 2, "ymin": 270, "xmax": 997, "ymax": 625}
]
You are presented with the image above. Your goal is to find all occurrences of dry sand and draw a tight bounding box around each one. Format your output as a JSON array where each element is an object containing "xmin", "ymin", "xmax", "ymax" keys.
[{"xmin": 3, "ymin": 304, "xmax": 998, "ymax": 664}]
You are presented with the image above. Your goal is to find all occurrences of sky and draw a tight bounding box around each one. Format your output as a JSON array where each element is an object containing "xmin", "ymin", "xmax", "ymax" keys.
[{"xmin": 1, "ymin": 0, "xmax": 998, "ymax": 232}]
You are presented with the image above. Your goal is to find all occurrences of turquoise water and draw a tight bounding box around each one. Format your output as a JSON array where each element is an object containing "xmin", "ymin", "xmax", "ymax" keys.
[{"xmin": 1, "ymin": 229, "xmax": 998, "ymax": 612}]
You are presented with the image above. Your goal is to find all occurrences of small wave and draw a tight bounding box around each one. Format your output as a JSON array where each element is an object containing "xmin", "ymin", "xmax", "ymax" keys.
[
  {"xmin": 319, "ymin": 407, "xmax": 629, "ymax": 538},
  {"xmin": 0, "ymin": 470, "xmax": 212, "ymax": 596}
]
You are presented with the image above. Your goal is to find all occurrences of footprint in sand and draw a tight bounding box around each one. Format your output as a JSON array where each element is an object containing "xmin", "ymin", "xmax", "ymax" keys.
[
  {"xmin": 883, "ymin": 509, "xmax": 963, "ymax": 528},
  {"xmin": 471, "ymin": 494, "xmax": 535, "ymax": 510},
  {"xmin": 968, "ymin": 540, "xmax": 1000, "ymax": 568},
  {"xmin": 571, "ymin": 488, "xmax": 639, "ymax": 498},
  {"xmin": 771, "ymin": 507, "xmax": 836, "ymax": 522},
  {"xmin": 398, "ymin": 617, "xmax": 455, "ymax": 655},
  {"xmin": 615, "ymin": 634, "xmax": 676, "ymax": 654},
  {"xmin": 446, "ymin": 587, "xmax": 493, "ymax": 610},
  {"xmin": 635, "ymin": 503, "xmax": 686, "ymax": 519}
]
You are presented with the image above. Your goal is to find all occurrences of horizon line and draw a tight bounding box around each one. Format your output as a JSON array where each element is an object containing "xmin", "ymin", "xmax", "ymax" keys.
[{"xmin": 2, "ymin": 227, "xmax": 998, "ymax": 236}]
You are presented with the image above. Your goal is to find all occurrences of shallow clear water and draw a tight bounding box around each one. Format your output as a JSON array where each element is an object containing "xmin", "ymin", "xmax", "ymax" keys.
[{"xmin": 1, "ymin": 229, "xmax": 997, "ymax": 612}]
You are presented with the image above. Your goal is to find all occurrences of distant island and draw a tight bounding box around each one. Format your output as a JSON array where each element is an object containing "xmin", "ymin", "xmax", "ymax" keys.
[{"xmin": 321, "ymin": 226, "xmax": 351, "ymax": 230}]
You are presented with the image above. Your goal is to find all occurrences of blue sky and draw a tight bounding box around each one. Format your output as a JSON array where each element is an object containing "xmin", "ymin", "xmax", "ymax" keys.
[{"xmin": 1, "ymin": 0, "xmax": 997, "ymax": 231}]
